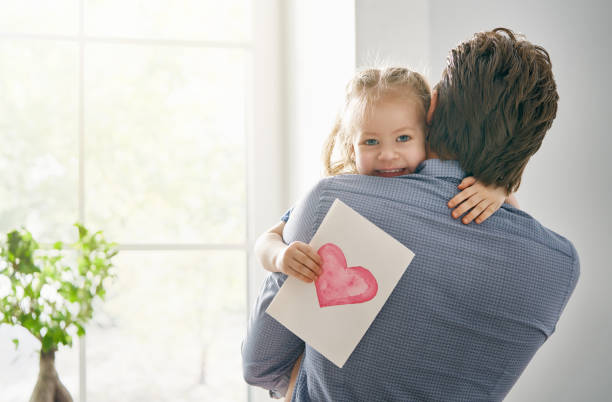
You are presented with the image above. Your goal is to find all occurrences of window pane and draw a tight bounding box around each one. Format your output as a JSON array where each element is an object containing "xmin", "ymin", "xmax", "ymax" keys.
[
  {"xmin": 85, "ymin": 0, "xmax": 251, "ymax": 42},
  {"xmin": 84, "ymin": 44, "xmax": 247, "ymax": 244},
  {"xmin": 0, "ymin": 1, "xmax": 78, "ymax": 36},
  {"xmin": 86, "ymin": 250, "xmax": 246, "ymax": 402},
  {"xmin": 0, "ymin": 40, "xmax": 78, "ymax": 242}
]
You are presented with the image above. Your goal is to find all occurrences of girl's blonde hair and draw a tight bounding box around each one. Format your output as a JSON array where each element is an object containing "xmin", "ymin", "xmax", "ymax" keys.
[{"xmin": 322, "ymin": 67, "xmax": 431, "ymax": 176}]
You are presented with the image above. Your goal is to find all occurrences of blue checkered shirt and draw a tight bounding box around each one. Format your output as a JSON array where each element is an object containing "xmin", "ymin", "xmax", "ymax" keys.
[{"xmin": 242, "ymin": 159, "xmax": 579, "ymax": 401}]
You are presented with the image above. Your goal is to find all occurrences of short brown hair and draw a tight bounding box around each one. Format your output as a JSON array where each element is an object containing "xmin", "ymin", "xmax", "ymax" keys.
[
  {"xmin": 428, "ymin": 27, "xmax": 558, "ymax": 193},
  {"xmin": 323, "ymin": 67, "xmax": 430, "ymax": 176}
]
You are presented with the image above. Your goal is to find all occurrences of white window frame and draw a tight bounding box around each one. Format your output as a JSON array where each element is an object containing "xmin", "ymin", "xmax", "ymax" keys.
[{"xmin": 247, "ymin": 1, "xmax": 285, "ymax": 401}]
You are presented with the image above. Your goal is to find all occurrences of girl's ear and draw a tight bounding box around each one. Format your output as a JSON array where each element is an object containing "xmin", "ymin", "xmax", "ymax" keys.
[{"xmin": 427, "ymin": 89, "xmax": 438, "ymax": 125}]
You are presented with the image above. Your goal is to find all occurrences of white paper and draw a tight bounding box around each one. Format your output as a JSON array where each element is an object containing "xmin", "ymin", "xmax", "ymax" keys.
[{"xmin": 266, "ymin": 199, "xmax": 415, "ymax": 367}]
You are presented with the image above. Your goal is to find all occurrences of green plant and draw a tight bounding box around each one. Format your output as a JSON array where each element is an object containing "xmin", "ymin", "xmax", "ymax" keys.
[{"xmin": 0, "ymin": 223, "xmax": 117, "ymax": 402}]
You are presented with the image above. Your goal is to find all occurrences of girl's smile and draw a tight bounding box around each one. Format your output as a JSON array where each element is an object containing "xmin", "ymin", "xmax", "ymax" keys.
[{"xmin": 375, "ymin": 168, "xmax": 410, "ymax": 177}]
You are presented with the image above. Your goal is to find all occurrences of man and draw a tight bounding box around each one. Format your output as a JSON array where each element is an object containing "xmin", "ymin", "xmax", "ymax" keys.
[{"xmin": 242, "ymin": 28, "xmax": 579, "ymax": 401}]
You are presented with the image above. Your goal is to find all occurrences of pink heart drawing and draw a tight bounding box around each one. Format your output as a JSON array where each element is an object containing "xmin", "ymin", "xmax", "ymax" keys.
[{"xmin": 315, "ymin": 243, "xmax": 378, "ymax": 308}]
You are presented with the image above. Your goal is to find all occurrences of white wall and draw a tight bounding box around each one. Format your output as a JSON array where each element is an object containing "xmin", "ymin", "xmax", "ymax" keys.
[
  {"xmin": 283, "ymin": 0, "xmax": 356, "ymax": 204},
  {"xmin": 356, "ymin": 0, "xmax": 612, "ymax": 400},
  {"xmin": 356, "ymin": 0, "xmax": 430, "ymax": 76},
  {"xmin": 249, "ymin": 0, "xmax": 285, "ymax": 288},
  {"xmin": 249, "ymin": 3, "xmax": 286, "ymax": 400}
]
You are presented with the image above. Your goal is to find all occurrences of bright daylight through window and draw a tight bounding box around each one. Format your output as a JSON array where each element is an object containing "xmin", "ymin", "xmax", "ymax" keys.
[{"xmin": 0, "ymin": 1, "xmax": 251, "ymax": 401}]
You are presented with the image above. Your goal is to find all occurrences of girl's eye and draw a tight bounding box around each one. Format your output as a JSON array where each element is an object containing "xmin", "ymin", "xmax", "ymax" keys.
[
  {"xmin": 397, "ymin": 135, "xmax": 411, "ymax": 142},
  {"xmin": 364, "ymin": 139, "xmax": 379, "ymax": 145}
]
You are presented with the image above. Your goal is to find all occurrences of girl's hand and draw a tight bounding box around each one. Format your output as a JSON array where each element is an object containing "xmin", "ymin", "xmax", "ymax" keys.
[
  {"xmin": 275, "ymin": 241, "xmax": 322, "ymax": 283},
  {"xmin": 447, "ymin": 177, "xmax": 507, "ymax": 224}
]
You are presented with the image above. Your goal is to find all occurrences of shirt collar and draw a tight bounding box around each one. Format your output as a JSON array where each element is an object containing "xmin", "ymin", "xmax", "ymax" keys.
[{"xmin": 415, "ymin": 159, "xmax": 466, "ymax": 180}]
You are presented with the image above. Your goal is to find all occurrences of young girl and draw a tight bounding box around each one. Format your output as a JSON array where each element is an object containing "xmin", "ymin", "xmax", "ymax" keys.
[{"xmin": 255, "ymin": 66, "xmax": 518, "ymax": 283}]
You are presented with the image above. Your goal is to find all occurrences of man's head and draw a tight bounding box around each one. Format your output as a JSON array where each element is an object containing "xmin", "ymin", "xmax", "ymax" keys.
[{"xmin": 427, "ymin": 27, "xmax": 559, "ymax": 193}]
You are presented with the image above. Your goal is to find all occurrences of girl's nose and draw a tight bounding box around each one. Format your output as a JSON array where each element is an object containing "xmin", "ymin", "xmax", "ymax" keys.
[{"xmin": 378, "ymin": 146, "xmax": 398, "ymax": 160}]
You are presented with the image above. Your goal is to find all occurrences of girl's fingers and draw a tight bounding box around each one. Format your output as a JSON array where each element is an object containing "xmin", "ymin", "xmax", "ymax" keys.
[
  {"xmin": 461, "ymin": 200, "xmax": 491, "ymax": 224},
  {"xmin": 474, "ymin": 204, "xmax": 498, "ymax": 224},
  {"xmin": 448, "ymin": 185, "xmax": 478, "ymax": 208},
  {"xmin": 295, "ymin": 246, "xmax": 322, "ymax": 275},
  {"xmin": 293, "ymin": 251, "xmax": 321, "ymax": 277},
  {"xmin": 306, "ymin": 247, "xmax": 322, "ymax": 265},
  {"xmin": 282, "ymin": 243, "xmax": 322, "ymax": 282},
  {"xmin": 287, "ymin": 269, "xmax": 314, "ymax": 283},
  {"xmin": 451, "ymin": 193, "xmax": 482, "ymax": 219},
  {"xmin": 296, "ymin": 243, "xmax": 322, "ymax": 264},
  {"xmin": 457, "ymin": 176, "xmax": 477, "ymax": 190},
  {"xmin": 287, "ymin": 262, "xmax": 316, "ymax": 282}
]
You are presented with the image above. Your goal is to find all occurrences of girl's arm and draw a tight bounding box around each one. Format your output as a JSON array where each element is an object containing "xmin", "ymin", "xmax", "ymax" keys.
[
  {"xmin": 447, "ymin": 176, "xmax": 519, "ymax": 224},
  {"xmin": 254, "ymin": 221, "xmax": 321, "ymax": 282},
  {"xmin": 284, "ymin": 353, "xmax": 304, "ymax": 401}
]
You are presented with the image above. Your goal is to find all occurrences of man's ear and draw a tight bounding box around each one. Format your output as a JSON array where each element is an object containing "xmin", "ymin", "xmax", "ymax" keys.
[{"xmin": 427, "ymin": 89, "xmax": 438, "ymax": 125}]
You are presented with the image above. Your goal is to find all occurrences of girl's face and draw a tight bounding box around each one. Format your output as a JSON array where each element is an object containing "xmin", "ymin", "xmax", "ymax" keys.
[{"xmin": 352, "ymin": 97, "xmax": 427, "ymax": 178}]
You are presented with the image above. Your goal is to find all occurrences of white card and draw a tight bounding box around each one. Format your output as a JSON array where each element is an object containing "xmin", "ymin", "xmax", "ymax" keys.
[{"xmin": 266, "ymin": 199, "xmax": 415, "ymax": 368}]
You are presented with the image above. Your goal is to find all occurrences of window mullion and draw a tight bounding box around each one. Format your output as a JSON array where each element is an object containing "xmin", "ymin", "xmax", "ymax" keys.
[{"xmin": 78, "ymin": 1, "xmax": 87, "ymax": 401}]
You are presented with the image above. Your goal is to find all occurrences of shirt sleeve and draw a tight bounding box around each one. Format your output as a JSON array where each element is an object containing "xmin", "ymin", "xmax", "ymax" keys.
[
  {"xmin": 280, "ymin": 208, "xmax": 292, "ymax": 223},
  {"xmin": 241, "ymin": 272, "xmax": 304, "ymax": 396},
  {"xmin": 242, "ymin": 179, "xmax": 328, "ymax": 395},
  {"xmin": 551, "ymin": 240, "xmax": 581, "ymax": 334},
  {"xmin": 282, "ymin": 179, "xmax": 328, "ymax": 244}
]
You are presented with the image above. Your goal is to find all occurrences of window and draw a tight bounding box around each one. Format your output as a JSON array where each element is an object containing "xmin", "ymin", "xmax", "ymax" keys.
[{"xmin": 0, "ymin": 1, "xmax": 262, "ymax": 401}]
